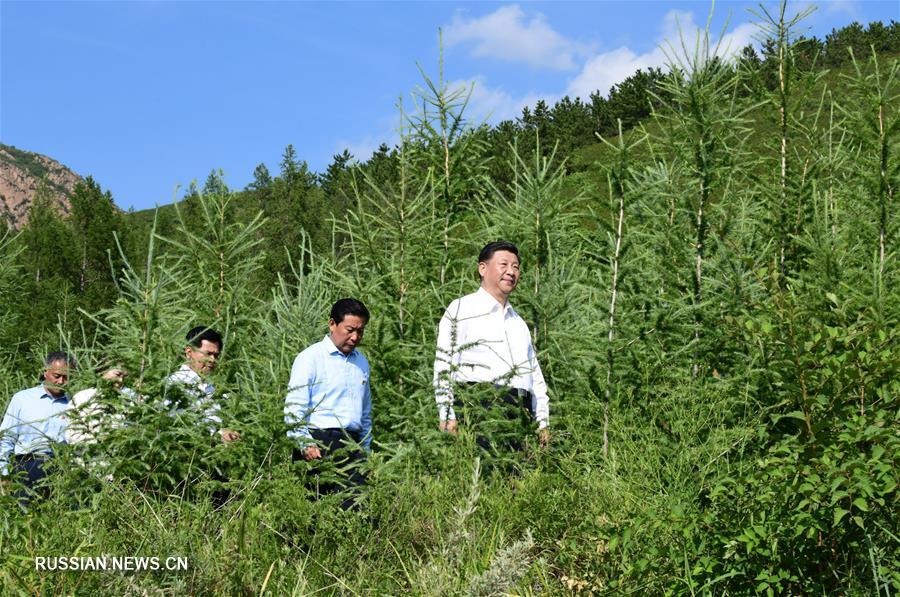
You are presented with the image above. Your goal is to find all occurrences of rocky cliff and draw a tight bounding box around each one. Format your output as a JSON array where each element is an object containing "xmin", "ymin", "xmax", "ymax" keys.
[{"xmin": 0, "ymin": 144, "xmax": 82, "ymax": 229}]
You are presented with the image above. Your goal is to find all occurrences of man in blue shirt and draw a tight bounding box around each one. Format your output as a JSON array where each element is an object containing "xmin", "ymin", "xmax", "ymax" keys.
[
  {"xmin": 0, "ymin": 351, "xmax": 77, "ymax": 498},
  {"xmin": 285, "ymin": 298, "xmax": 372, "ymax": 509}
]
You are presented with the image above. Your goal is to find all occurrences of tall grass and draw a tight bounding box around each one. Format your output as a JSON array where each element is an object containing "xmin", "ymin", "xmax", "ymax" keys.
[{"xmin": 1, "ymin": 5, "xmax": 897, "ymax": 594}]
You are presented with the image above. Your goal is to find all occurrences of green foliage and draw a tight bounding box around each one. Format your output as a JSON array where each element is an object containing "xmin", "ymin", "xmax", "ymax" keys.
[
  {"xmin": 839, "ymin": 49, "xmax": 900, "ymax": 277},
  {"xmin": 1, "ymin": 10, "xmax": 898, "ymax": 595},
  {"xmin": 481, "ymin": 137, "xmax": 587, "ymax": 386},
  {"xmin": 15, "ymin": 181, "xmax": 79, "ymax": 357},
  {"xmin": 262, "ymin": 145, "xmax": 330, "ymax": 279},
  {"xmin": 0, "ymin": 230, "xmax": 23, "ymax": 361},
  {"xmin": 69, "ymin": 177, "xmax": 125, "ymax": 313},
  {"xmin": 407, "ymin": 44, "xmax": 492, "ymax": 285}
]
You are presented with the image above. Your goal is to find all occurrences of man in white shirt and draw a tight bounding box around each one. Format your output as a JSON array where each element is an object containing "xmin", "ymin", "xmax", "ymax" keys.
[
  {"xmin": 67, "ymin": 367, "xmax": 128, "ymax": 445},
  {"xmin": 66, "ymin": 367, "xmax": 132, "ymax": 481},
  {"xmin": 434, "ymin": 241, "xmax": 551, "ymax": 451},
  {"xmin": 166, "ymin": 327, "xmax": 240, "ymax": 443}
]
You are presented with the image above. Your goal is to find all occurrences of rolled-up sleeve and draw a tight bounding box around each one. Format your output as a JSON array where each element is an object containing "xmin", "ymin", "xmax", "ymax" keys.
[
  {"xmin": 529, "ymin": 344, "xmax": 550, "ymax": 429},
  {"xmin": 285, "ymin": 352, "xmax": 315, "ymax": 446},
  {"xmin": 433, "ymin": 301, "xmax": 460, "ymax": 422},
  {"xmin": 0, "ymin": 396, "xmax": 20, "ymax": 476},
  {"xmin": 360, "ymin": 376, "xmax": 372, "ymax": 451}
]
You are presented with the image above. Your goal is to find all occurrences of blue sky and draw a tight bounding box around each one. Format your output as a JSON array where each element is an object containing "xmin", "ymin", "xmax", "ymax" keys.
[{"xmin": 2, "ymin": 1, "xmax": 897, "ymax": 211}]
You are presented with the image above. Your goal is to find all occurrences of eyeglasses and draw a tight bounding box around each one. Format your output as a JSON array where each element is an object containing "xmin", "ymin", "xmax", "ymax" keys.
[{"xmin": 191, "ymin": 348, "xmax": 220, "ymax": 359}]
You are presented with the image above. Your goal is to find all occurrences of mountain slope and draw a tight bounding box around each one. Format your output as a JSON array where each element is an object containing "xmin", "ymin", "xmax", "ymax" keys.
[{"xmin": 0, "ymin": 143, "xmax": 82, "ymax": 229}]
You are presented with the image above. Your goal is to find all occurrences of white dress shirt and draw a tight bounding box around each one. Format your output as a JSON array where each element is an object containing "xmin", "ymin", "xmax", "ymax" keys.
[
  {"xmin": 165, "ymin": 365, "xmax": 221, "ymax": 427},
  {"xmin": 66, "ymin": 388, "xmax": 103, "ymax": 444},
  {"xmin": 66, "ymin": 387, "xmax": 134, "ymax": 444},
  {"xmin": 433, "ymin": 287, "xmax": 549, "ymax": 428}
]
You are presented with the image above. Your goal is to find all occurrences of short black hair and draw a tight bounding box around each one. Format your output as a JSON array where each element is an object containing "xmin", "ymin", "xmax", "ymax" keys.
[
  {"xmin": 186, "ymin": 326, "xmax": 223, "ymax": 350},
  {"xmin": 478, "ymin": 240, "xmax": 519, "ymax": 264},
  {"xmin": 330, "ymin": 298, "xmax": 370, "ymax": 324},
  {"xmin": 44, "ymin": 351, "xmax": 77, "ymax": 369}
]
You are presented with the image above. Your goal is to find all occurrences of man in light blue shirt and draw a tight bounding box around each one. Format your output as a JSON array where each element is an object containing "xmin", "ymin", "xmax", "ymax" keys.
[
  {"xmin": 285, "ymin": 298, "xmax": 372, "ymax": 509},
  {"xmin": 0, "ymin": 351, "xmax": 76, "ymax": 497}
]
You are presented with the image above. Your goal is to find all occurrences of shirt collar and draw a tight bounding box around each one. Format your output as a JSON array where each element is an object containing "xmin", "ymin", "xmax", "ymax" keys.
[
  {"xmin": 323, "ymin": 334, "xmax": 356, "ymax": 358},
  {"xmin": 177, "ymin": 363, "xmax": 202, "ymax": 383},
  {"xmin": 40, "ymin": 384, "xmax": 69, "ymax": 403},
  {"xmin": 476, "ymin": 286, "xmax": 514, "ymax": 316}
]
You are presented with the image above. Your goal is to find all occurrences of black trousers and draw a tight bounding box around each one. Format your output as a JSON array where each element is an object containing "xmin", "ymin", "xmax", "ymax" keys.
[
  {"xmin": 10, "ymin": 454, "xmax": 52, "ymax": 504},
  {"xmin": 456, "ymin": 384, "xmax": 536, "ymax": 455},
  {"xmin": 293, "ymin": 428, "xmax": 366, "ymax": 511}
]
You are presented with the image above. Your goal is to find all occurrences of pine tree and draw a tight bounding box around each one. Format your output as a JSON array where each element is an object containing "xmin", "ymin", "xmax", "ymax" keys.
[
  {"xmin": 263, "ymin": 145, "xmax": 327, "ymax": 277},
  {"xmin": 361, "ymin": 143, "xmax": 400, "ymax": 190},
  {"xmin": 0, "ymin": 229, "xmax": 24, "ymax": 363},
  {"xmin": 249, "ymin": 163, "xmax": 273, "ymax": 193},
  {"xmin": 68, "ymin": 176, "xmax": 123, "ymax": 314},
  {"xmin": 164, "ymin": 187, "xmax": 267, "ymax": 344},
  {"xmin": 840, "ymin": 48, "xmax": 899, "ymax": 280},
  {"xmin": 546, "ymin": 96, "xmax": 594, "ymax": 162},
  {"xmin": 640, "ymin": 16, "xmax": 755, "ymax": 378},
  {"xmin": 18, "ymin": 181, "xmax": 78, "ymax": 349},
  {"xmin": 608, "ymin": 68, "xmax": 670, "ymax": 130},
  {"xmin": 477, "ymin": 137, "xmax": 588, "ymax": 445},
  {"xmin": 408, "ymin": 43, "xmax": 491, "ymax": 284},
  {"xmin": 320, "ymin": 149, "xmax": 355, "ymax": 214},
  {"xmin": 202, "ymin": 169, "xmax": 229, "ymax": 196},
  {"xmin": 585, "ymin": 120, "xmax": 646, "ymax": 456},
  {"xmin": 321, "ymin": 150, "xmax": 352, "ymax": 197},
  {"xmin": 753, "ymin": 2, "xmax": 823, "ymax": 281},
  {"xmin": 331, "ymin": 100, "xmax": 450, "ymax": 447}
]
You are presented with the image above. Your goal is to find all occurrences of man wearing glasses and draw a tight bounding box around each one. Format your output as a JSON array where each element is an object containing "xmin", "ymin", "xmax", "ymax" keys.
[{"xmin": 166, "ymin": 326, "xmax": 240, "ymax": 443}]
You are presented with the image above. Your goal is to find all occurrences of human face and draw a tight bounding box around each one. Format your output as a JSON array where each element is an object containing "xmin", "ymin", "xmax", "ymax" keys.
[
  {"xmin": 185, "ymin": 339, "xmax": 221, "ymax": 375},
  {"xmin": 479, "ymin": 250, "xmax": 520, "ymax": 303},
  {"xmin": 43, "ymin": 360, "xmax": 71, "ymax": 397},
  {"xmin": 329, "ymin": 314, "xmax": 367, "ymax": 355}
]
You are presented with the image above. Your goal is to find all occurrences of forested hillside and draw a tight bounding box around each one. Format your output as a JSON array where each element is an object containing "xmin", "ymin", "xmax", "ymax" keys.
[
  {"xmin": 0, "ymin": 12, "xmax": 897, "ymax": 594},
  {"xmin": 0, "ymin": 144, "xmax": 82, "ymax": 229}
]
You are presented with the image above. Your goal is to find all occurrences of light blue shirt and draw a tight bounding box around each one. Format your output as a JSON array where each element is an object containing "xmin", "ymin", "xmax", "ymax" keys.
[
  {"xmin": 0, "ymin": 385, "xmax": 70, "ymax": 475},
  {"xmin": 285, "ymin": 335, "xmax": 372, "ymax": 449}
]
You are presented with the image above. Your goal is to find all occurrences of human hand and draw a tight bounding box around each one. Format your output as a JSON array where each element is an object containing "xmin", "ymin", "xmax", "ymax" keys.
[
  {"xmin": 439, "ymin": 419, "xmax": 458, "ymax": 435},
  {"xmin": 302, "ymin": 445, "xmax": 322, "ymax": 460},
  {"xmin": 218, "ymin": 428, "xmax": 241, "ymax": 443},
  {"xmin": 538, "ymin": 428, "xmax": 551, "ymax": 448}
]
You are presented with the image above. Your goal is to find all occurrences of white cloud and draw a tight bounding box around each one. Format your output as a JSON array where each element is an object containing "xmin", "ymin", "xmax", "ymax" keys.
[
  {"xmin": 336, "ymin": 78, "xmax": 546, "ymax": 157},
  {"xmin": 821, "ymin": 0, "xmax": 859, "ymax": 17},
  {"xmin": 718, "ymin": 21, "xmax": 758, "ymax": 57},
  {"xmin": 566, "ymin": 10, "xmax": 761, "ymax": 100},
  {"xmin": 335, "ymin": 112, "xmax": 403, "ymax": 163},
  {"xmin": 447, "ymin": 77, "xmax": 547, "ymax": 124},
  {"xmin": 444, "ymin": 5, "xmax": 581, "ymax": 71},
  {"xmin": 345, "ymin": 7, "xmax": 768, "ymax": 158},
  {"xmin": 335, "ymin": 135, "xmax": 381, "ymax": 164},
  {"xmin": 567, "ymin": 46, "xmax": 666, "ymax": 101}
]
